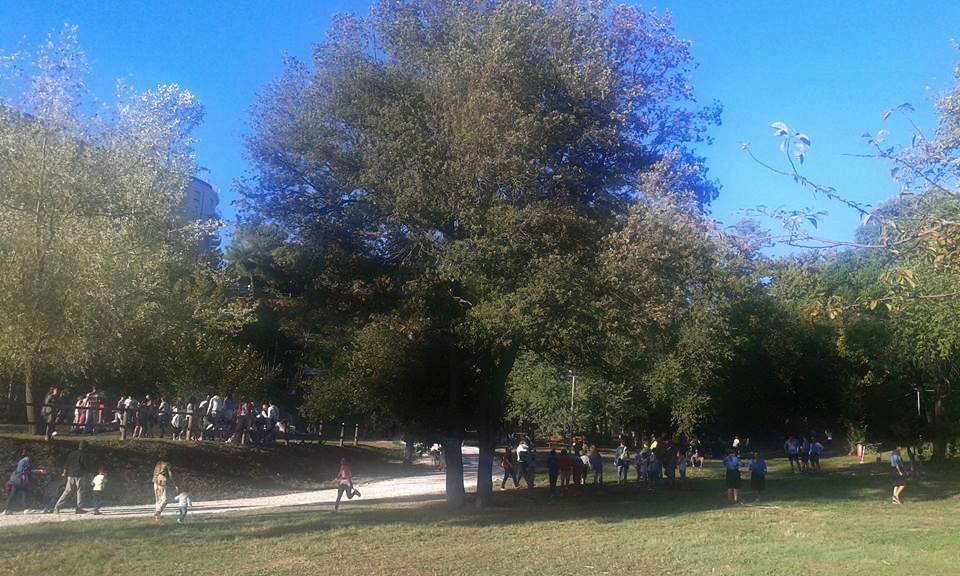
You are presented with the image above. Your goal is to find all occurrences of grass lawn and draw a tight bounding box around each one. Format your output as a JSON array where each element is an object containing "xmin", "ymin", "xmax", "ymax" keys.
[{"xmin": 4, "ymin": 454, "xmax": 959, "ymax": 576}]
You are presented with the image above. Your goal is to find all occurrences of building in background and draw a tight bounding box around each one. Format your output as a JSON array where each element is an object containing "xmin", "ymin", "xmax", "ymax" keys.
[
  {"xmin": 182, "ymin": 176, "xmax": 219, "ymax": 221},
  {"xmin": 180, "ymin": 176, "xmax": 220, "ymax": 250}
]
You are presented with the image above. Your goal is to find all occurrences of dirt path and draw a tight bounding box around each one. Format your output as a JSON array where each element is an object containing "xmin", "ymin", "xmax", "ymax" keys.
[{"xmin": 1, "ymin": 447, "xmax": 498, "ymax": 528}]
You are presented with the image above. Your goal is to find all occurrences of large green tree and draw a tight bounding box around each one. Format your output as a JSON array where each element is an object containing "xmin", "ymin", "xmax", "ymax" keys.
[{"xmin": 243, "ymin": 0, "xmax": 723, "ymax": 506}]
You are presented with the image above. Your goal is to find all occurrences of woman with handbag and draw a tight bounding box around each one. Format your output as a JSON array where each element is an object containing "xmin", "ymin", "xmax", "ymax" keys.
[{"xmin": 152, "ymin": 454, "xmax": 175, "ymax": 519}]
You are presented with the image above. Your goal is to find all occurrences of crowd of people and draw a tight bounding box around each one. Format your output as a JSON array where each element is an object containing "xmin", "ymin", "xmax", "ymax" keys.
[
  {"xmin": 3, "ymin": 442, "xmax": 199, "ymax": 521},
  {"xmin": 499, "ymin": 434, "xmax": 710, "ymax": 497},
  {"xmin": 38, "ymin": 387, "xmax": 294, "ymax": 446}
]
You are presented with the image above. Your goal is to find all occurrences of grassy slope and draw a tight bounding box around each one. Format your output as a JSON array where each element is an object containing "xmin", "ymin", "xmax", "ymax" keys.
[
  {"xmin": 4, "ymin": 455, "xmax": 959, "ymax": 576},
  {"xmin": 0, "ymin": 434, "xmax": 406, "ymax": 505}
]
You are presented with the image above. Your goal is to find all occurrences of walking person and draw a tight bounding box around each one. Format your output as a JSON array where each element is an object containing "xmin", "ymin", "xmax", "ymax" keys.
[
  {"xmin": 783, "ymin": 436, "xmax": 800, "ymax": 474},
  {"xmin": 547, "ymin": 449, "xmax": 560, "ymax": 497},
  {"xmin": 500, "ymin": 446, "xmax": 518, "ymax": 489},
  {"xmin": 91, "ymin": 467, "xmax": 107, "ymax": 515},
  {"xmin": 42, "ymin": 387, "xmax": 60, "ymax": 441},
  {"xmin": 559, "ymin": 448, "xmax": 573, "ymax": 487},
  {"xmin": 334, "ymin": 458, "xmax": 361, "ymax": 511},
  {"xmin": 175, "ymin": 485, "xmax": 193, "ymax": 523},
  {"xmin": 748, "ymin": 451, "xmax": 767, "ymax": 502},
  {"xmin": 572, "ymin": 449, "xmax": 585, "ymax": 486},
  {"xmin": 615, "ymin": 440, "xmax": 630, "ymax": 484},
  {"xmin": 4, "ymin": 449, "xmax": 37, "ymax": 515},
  {"xmin": 637, "ymin": 442, "xmax": 650, "ymax": 483},
  {"xmin": 810, "ymin": 438, "xmax": 824, "ymax": 472},
  {"xmin": 891, "ymin": 445, "xmax": 907, "ymax": 504},
  {"xmin": 588, "ymin": 445, "xmax": 603, "ymax": 485},
  {"xmin": 54, "ymin": 441, "xmax": 91, "ymax": 514},
  {"xmin": 152, "ymin": 454, "xmax": 175, "ymax": 519},
  {"xmin": 516, "ymin": 439, "xmax": 530, "ymax": 487},
  {"xmin": 724, "ymin": 448, "xmax": 743, "ymax": 505}
]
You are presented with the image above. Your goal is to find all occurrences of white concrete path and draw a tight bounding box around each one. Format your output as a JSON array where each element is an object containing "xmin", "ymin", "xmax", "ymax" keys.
[{"xmin": 1, "ymin": 447, "xmax": 498, "ymax": 528}]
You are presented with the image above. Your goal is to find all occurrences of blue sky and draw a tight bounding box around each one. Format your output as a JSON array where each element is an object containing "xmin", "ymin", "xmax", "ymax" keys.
[{"xmin": 2, "ymin": 1, "xmax": 958, "ymax": 249}]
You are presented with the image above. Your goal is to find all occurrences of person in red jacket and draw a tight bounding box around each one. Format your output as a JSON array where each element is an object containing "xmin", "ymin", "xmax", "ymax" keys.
[{"xmin": 335, "ymin": 458, "xmax": 361, "ymax": 511}]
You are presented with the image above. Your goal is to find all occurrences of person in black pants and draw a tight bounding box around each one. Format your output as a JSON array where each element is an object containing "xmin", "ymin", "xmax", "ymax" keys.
[
  {"xmin": 547, "ymin": 450, "xmax": 560, "ymax": 496},
  {"xmin": 500, "ymin": 447, "xmax": 518, "ymax": 489}
]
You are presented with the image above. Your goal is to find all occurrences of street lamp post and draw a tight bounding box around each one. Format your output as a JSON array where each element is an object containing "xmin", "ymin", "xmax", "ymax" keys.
[{"xmin": 569, "ymin": 370, "xmax": 576, "ymax": 442}]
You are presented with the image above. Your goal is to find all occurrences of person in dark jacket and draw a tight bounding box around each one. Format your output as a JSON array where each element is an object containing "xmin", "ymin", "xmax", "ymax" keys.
[
  {"xmin": 547, "ymin": 450, "xmax": 560, "ymax": 496},
  {"xmin": 54, "ymin": 441, "xmax": 91, "ymax": 514}
]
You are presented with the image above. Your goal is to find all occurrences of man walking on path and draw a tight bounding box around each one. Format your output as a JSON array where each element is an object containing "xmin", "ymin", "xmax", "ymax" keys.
[{"xmin": 54, "ymin": 441, "xmax": 90, "ymax": 514}]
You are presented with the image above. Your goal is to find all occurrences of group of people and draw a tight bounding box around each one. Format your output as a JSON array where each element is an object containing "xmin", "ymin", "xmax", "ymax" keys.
[
  {"xmin": 3, "ymin": 442, "xmax": 364, "ymax": 519},
  {"xmin": 39, "ymin": 387, "xmax": 287, "ymax": 447},
  {"xmin": 782, "ymin": 435, "xmax": 825, "ymax": 473},
  {"xmin": 499, "ymin": 435, "xmax": 709, "ymax": 497},
  {"xmin": 2, "ymin": 442, "xmax": 194, "ymax": 522}
]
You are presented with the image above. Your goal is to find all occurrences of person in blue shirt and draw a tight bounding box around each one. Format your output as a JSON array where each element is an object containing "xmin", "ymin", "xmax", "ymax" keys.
[
  {"xmin": 748, "ymin": 451, "xmax": 767, "ymax": 502},
  {"xmin": 799, "ymin": 437, "xmax": 811, "ymax": 473},
  {"xmin": 810, "ymin": 440, "xmax": 824, "ymax": 472},
  {"xmin": 723, "ymin": 449, "xmax": 743, "ymax": 504},
  {"xmin": 890, "ymin": 445, "xmax": 906, "ymax": 504},
  {"xmin": 4, "ymin": 449, "xmax": 33, "ymax": 515},
  {"xmin": 783, "ymin": 436, "xmax": 799, "ymax": 474}
]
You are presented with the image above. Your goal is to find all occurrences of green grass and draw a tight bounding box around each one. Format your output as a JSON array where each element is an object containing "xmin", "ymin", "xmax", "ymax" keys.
[{"xmin": 3, "ymin": 455, "xmax": 958, "ymax": 576}]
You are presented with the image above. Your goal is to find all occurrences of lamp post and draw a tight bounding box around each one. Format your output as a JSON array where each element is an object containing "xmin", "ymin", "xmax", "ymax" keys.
[{"xmin": 569, "ymin": 369, "xmax": 576, "ymax": 441}]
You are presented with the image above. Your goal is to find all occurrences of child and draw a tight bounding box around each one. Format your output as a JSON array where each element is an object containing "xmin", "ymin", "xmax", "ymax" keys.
[
  {"xmin": 175, "ymin": 486, "xmax": 192, "ymax": 523},
  {"xmin": 91, "ymin": 467, "xmax": 107, "ymax": 515},
  {"xmin": 724, "ymin": 448, "xmax": 743, "ymax": 504},
  {"xmin": 335, "ymin": 457, "xmax": 361, "ymax": 511},
  {"xmin": 748, "ymin": 451, "xmax": 766, "ymax": 502},
  {"xmin": 810, "ymin": 440, "xmax": 824, "ymax": 472}
]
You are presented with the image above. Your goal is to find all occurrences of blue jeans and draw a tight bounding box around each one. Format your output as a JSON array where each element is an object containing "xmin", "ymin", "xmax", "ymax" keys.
[{"xmin": 178, "ymin": 506, "xmax": 188, "ymax": 522}]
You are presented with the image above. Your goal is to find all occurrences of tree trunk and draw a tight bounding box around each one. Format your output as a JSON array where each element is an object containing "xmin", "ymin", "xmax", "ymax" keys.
[
  {"xmin": 444, "ymin": 346, "xmax": 465, "ymax": 508},
  {"xmin": 475, "ymin": 425, "xmax": 495, "ymax": 508},
  {"xmin": 24, "ymin": 357, "xmax": 38, "ymax": 435},
  {"xmin": 443, "ymin": 435, "xmax": 465, "ymax": 507},
  {"xmin": 403, "ymin": 431, "xmax": 415, "ymax": 465}
]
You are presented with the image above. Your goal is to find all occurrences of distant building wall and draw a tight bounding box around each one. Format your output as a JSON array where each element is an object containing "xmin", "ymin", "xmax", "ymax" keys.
[{"xmin": 181, "ymin": 176, "xmax": 219, "ymax": 221}]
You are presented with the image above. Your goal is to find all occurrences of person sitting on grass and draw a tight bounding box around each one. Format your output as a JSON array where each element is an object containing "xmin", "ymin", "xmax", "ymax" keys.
[
  {"xmin": 724, "ymin": 448, "xmax": 743, "ymax": 505},
  {"xmin": 748, "ymin": 451, "xmax": 766, "ymax": 502},
  {"xmin": 891, "ymin": 445, "xmax": 906, "ymax": 505},
  {"xmin": 175, "ymin": 485, "xmax": 192, "ymax": 524},
  {"xmin": 335, "ymin": 457, "xmax": 361, "ymax": 511}
]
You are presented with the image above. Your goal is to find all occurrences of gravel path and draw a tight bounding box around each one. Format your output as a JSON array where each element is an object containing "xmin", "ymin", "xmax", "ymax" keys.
[{"xmin": 0, "ymin": 447, "xmax": 497, "ymax": 528}]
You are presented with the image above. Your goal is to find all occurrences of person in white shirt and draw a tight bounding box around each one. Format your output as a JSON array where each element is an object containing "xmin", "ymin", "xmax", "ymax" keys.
[
  {"xmin": 175, "ymin": 488, "xmax": 192, "ymax": 524},
  {"xmin": 91, "ymin": 467, "xmax": 107, "ymax": 515},
  {"xmin": 207, "ymin": 394, "xmax": 223, "ymax": 427}
]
